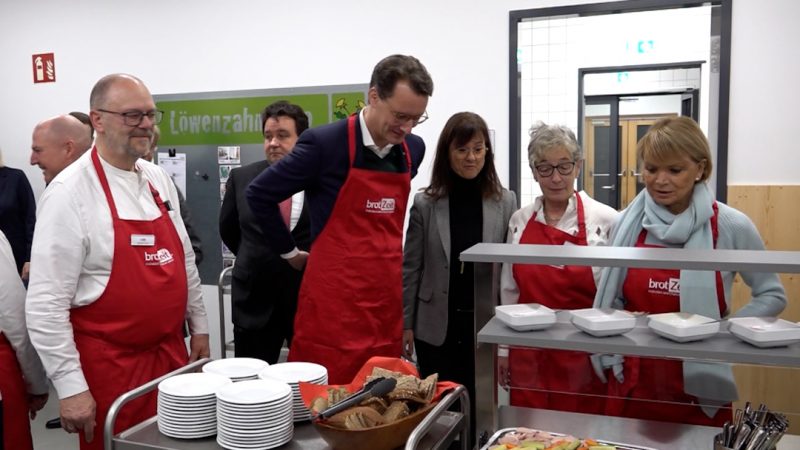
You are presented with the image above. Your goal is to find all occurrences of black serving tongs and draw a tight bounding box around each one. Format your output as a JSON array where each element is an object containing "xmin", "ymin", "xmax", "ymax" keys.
[{"xmin": 314, "ymin": 377, "xmax": 397, "ymax": 420}]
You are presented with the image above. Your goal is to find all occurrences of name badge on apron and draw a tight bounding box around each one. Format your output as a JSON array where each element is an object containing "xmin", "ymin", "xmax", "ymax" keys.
[{"xmin": 131, "ymin": 234, "xmax": 155, "ymax": 246}]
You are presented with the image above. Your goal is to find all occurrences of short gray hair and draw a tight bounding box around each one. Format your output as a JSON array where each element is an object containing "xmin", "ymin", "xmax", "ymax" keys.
[{"xmin": 527, "ymin": 121, "xmax": 582, "ymax": 168}]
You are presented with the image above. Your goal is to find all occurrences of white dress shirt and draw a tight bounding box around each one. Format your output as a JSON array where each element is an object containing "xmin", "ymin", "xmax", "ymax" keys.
[
  {"xmin": 0, "ymin": 230, "xmax": 49, "ymax": 398},
  {"xmin": 359, "ymin": 109, "xmax": 394, "ymax": 158},
  {"xmin": 26, "ymin": 150, "xmax": 208, "ymax": 399},
  {"xmin": 288, "ymin": 191, "xmax": 304, "ymax": 230},
  {"xmin": 500, "ymin": 191, "xmax": 619, "ymax": 305}
]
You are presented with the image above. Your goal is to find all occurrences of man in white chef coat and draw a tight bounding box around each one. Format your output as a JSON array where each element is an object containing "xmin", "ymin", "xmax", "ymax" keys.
[{"xmin": 26, "ymin": 73, "xmax": 210, "ymax": 450}]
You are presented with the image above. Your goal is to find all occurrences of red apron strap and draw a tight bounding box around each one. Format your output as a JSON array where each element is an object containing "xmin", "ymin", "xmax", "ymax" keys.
[
  {"xmin": 90, "ymin": 147, "xmax": 119, "ymax": 220},
  {"xmin": 347, "ymin": 113, "xmax": 411, "ymax": 171}
]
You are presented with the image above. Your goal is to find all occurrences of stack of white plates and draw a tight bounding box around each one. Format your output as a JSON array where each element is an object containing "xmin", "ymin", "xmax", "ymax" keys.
[
  {"xmin": 216, "ymin": 379, "xmax": 294, "ymax": 449},
  {"xmin": 157, "ymin": 372, "xmax": 232, "ymax": 439},
  {"xmin": 202, "ymin": 357, "xmax": 269, "ymax": 382},
  {"xmin": 257, "ymin": 362, "xmax": 328, "ymax": 422}
]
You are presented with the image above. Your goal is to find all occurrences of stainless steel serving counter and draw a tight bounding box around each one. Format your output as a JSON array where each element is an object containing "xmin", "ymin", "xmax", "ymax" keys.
[
  {"xmin": 479, "ymin": 314, "xmax": 800, "ymax": 368},
  {"xmin": 460, "ymin": 243, "xmax": 800, "ymax": 446}
]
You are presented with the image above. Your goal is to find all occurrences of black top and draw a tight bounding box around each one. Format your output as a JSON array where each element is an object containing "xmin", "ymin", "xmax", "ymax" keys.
[
  {"xmin": 0, "ymin": 166, "xmax": 36, "ymax": 273},
  {"xmin": 447, "ymin": 172, "xmax": 483, "ymax": 313}
]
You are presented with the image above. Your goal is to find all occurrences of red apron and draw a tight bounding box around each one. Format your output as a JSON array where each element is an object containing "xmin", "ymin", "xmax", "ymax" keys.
[
  {"xmin": 509, "ymin": 194, "xmax": 607, "ymax": 414},
  {"xmin": 288, "ymin": 115, "xmax": 410, "ymax": 384},
  {"xmin": 69, "ymin": 148, "xmax": 189, "ymax": 449},
  {"xmin": 609, "ymin": 202, "xmax": 730, "ymax": 426},
  {"xmin": 0, "ymin": 333, "xmax": 34, "ymax": 450}
]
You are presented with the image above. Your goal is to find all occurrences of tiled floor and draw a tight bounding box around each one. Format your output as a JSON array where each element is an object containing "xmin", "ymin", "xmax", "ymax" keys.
[{"xmin": 31, "ymin": 386, "xmax": 78, "ymax": 449}]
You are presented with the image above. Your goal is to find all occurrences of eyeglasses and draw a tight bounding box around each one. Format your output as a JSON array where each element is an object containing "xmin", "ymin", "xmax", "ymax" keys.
[
  {"xmin": 383, "ymin": 99, "xmax": 428, "ymax": 127},
  {"xmin": 534, "ymin": 161, "xmax": 576, "ymax": 177},
  {"xmin": 452, "ymin": 146, "xmax": 487, "ymax": 158},
  {"xmin": 97, "ymin": 109, "xmax": 164, "ymax": 126}
]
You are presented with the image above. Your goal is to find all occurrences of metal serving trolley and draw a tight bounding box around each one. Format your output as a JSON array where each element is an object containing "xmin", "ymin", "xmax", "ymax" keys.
[{"xmin": 105, "ymin": 358, "xmax": 470, "ymax": 450}]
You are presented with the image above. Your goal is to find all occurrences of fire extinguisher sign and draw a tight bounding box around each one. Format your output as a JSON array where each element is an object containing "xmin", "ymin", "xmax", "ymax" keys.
[{"xmin": 32, "ymin": 53, "xmax": 56, "ymax": 84}]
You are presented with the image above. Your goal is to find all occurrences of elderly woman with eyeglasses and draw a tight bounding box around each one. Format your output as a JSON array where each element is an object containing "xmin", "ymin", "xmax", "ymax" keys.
[
  {"xmin": 594, "ymin": 116, "xmax": 786, "ymax": 426},
  {"xmin": 499, "ymin": 121, "xmax": 618, "ymax": 413}
]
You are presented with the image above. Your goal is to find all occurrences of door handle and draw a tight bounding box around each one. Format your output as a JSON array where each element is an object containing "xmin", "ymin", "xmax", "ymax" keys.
[
  {"xmin": 600, "ymin": 185, "xmax": 616, "ymax": 190},
  {"xmin": 593, "ymin": 173, "xmax": 610, "ymax": 177}
]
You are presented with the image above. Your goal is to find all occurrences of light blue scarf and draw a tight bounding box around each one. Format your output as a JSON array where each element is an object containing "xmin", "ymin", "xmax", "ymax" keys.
[
  {"xmin": 593, "ymin": 183, "xmax": 737, "ymax": 416},
  {"xmin": 595, "ymin": 183, "xmax": 719, "ymax": 316}
]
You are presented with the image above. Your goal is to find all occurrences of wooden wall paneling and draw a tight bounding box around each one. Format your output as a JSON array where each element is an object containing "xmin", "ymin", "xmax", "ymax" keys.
[{"xmin": 727, "ymin": 185, "xmax": 800, "ymax": 433}]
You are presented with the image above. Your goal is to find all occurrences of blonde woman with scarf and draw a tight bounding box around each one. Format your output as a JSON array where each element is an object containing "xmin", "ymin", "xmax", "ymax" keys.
[{"xmin": 594, "ymin": 116, "xmax": 786, "ymax": 426}]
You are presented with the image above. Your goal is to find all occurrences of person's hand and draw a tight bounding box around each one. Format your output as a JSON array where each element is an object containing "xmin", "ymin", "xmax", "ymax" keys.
[
  {"xmin": 497, "ymin": 356, "xmax": 510, "ymax": 391},
  {"xmin": 60, "ymin": 390, "xmax": 96, "ymax": 442},
  {"xmin": 288, "ymin": 251, "xmax": 309, "ymax": 271},
  {"xmin": 402, "ymin": 329, "xmax": 415, "ymax": 360},
  {"xmin": 189, "ymin": 334, "xmax": 210, "ymax": 362},
  {"xmin": 28, "ymin": 392, "xmax": 49, "ymax": 420},
  {"xmin": 21, "ymin": 261, "xmax": 30, "ymax": 281}
]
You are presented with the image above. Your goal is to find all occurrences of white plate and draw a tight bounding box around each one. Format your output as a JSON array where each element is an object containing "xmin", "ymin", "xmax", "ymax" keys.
[
  {"xmin": 157, "ymin": 408, "xmax": 216, "ymax": 422},
  {"xmin": 728, "ymin": 317, "xmax": 800, "ymax": 348},
  {"xmin": 159, "ymin": 372, "xmax": 233, "ymax": 398},
  {"xmin": 217, "ymin": 395, "xmax": 292, "ymax": 411},
  {"xmin": 216, "ymin": 430, "xmax": 292, "ymax": 450},
  {"xmin": 257, "ymin": 362, "xmax": 328, "ymax": 383},
  {"xmin": 571, "ymin": 308, "xmax": 636, "ymax": 337},
  {"xmin": 217, "ymin": 410, "xmax": 294, "ymax": 427},
  {"xmin": 158, "ymin": 422, "xmax": 217, "ymax": 433},
  {"xmin": 495, "ymin": 303, "xmax": 557, "ymax": 331},
  {"xmin": 158, "ymin": 423, "xmax": 217, "ymax": 439},
  {"xmin": 218, "ymin": 420, "xmax": 292, "ymax": 437},
  {"xmin": 648, "ymin": 312, "xmax": 720, "ymax": 342},
  {"xmin": 217, "ymin": 430, "xmax": 292, "ymax": 446},
  {"xmin": 203, "ymin": 358, "xmax": 269, "ymax": 380},
  {"xmin": 217, "ymin": 379, "xmax": 292, "ymax": 405}
]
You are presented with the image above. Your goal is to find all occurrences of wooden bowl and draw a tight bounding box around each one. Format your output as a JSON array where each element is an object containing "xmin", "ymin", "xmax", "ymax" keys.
[{"xmin": 312, "ymin": 402, "xmax": 437, "ymax": 450}]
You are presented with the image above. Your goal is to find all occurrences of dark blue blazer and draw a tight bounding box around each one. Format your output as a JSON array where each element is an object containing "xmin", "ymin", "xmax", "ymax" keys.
[
  {"xmin": 0, "ymin": 166, "xmax": 36, "ymax": 273},
  {"xmin": 246, "ymin": 117, "xmax": 425, "ymax": 256}
]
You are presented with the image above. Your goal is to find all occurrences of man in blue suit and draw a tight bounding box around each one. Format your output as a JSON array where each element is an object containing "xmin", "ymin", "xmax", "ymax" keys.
[
  {"xmin": 220, "ymin": 101, "xmax": 311, "ymax": 363},
  {"xmin": 246, "ymin": 54, "xmax": 433, "ymax": 383}
]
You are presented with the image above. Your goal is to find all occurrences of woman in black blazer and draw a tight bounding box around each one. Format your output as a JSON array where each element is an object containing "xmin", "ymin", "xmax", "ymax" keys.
[
  {"xmin": 402, "ymin": 112, "xmax": 516, "ymax": 445},
  {"xmin": 0, "ymin": 150, "xmax": 36, "ymax": 281}
]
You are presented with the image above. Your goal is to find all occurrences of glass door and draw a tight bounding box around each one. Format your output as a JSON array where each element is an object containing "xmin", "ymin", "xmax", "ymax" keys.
[{"xmin": 582, "ymin": 97, "xmax": 620, "ymax": 209}]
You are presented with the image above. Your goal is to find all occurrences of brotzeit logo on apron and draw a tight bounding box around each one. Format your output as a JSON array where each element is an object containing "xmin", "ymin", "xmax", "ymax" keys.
[
  {"xmin": 144, "ymin": 248, "xmax": 175, "ymax": 266},
  {"xmin": 365, "ymin": 198, "xmax": 396, "ymax": 214},
  {"xmin": 648, "ymin": 277, "xmax": 680, "ymax": 296}
]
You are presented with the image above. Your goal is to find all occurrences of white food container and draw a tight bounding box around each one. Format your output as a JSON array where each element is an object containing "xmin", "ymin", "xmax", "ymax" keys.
[
  {"xmin": 495, "ymin": 304, "xmax": 557, "ymax": 331},
  {"xmin": 728, "ymin": 317, "xmax": 800, "ymax": 348},
  {"xmin": 570, "ymin": 308, "xmax": 636, "ymax": 337},
  {"xmin": 647, "ymin": 312, "xmax": 720, "ymax": 343}
]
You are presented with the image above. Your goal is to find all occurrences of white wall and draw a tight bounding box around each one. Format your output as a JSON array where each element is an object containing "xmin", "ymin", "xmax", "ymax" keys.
[
  {"xmin": 2, "ymin": 0, "xmax": 798, "ymax": 355},
  {"xmin": 728, "ymin": 0, "xmax": 800, "ymax": 185}
]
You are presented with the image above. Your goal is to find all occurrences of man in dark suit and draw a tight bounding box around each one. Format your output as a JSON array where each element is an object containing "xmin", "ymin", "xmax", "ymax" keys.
[
  {"xmin": 219, "ymin": 101, "xmax": 311, "ymax": 363},
  {"xmin": 246, "ymin": 55, "xmax": 432, "ymax": 383}
]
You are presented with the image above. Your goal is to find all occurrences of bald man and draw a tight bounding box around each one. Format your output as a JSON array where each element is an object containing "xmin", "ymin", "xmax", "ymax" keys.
[
  {"xmin": 26, "ymin": 74, "xmax": 209, "ymax": 449},
  {"xmin": 30, "ymin": 114, "xmax": 92, "ymax": 185},
  {"xmin": 68, "ymin": 111, "xmax": 95, "ymax": 152}
]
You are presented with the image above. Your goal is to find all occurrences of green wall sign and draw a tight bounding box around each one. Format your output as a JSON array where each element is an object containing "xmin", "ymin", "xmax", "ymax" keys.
[{"xmin": 157, "ymin": 91, "xmax": 366, "ymax": 146}]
